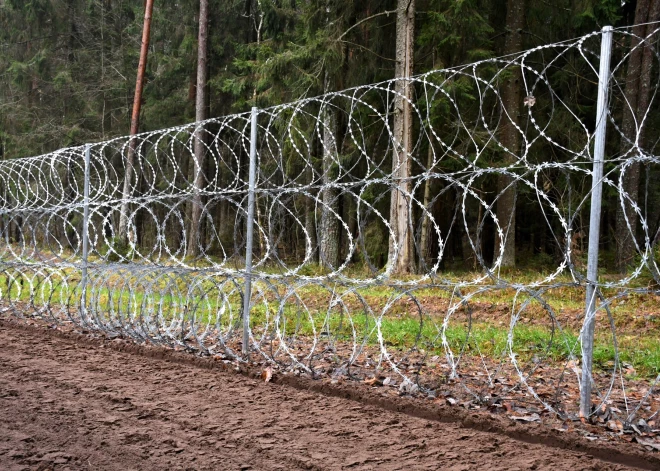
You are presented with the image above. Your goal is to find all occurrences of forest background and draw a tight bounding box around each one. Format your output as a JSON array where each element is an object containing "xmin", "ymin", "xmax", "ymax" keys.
[{"xmin": 0, "ymin": 0, "xmax": 656, "ymax": 275}]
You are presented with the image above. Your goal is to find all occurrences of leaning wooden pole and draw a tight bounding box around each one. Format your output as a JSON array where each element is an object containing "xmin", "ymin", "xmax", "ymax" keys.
[{"xmin": 119, "ymin": 0, "xmax": 155, "ymax": 243}]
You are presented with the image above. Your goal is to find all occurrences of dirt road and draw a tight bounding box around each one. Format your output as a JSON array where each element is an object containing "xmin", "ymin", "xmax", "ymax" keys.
[{"xmin": 0, "ymin": 318, "xmax": 650, "ymax": 471}]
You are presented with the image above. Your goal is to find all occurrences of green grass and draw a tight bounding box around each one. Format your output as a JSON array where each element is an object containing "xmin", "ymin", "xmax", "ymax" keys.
[
  {"xmin": 2, "ymin": 265, "xmax": 660, "ymax": 378},
  {"xmin": 246, "ymin": 299, "xmax": 660, "ymax": 377}
]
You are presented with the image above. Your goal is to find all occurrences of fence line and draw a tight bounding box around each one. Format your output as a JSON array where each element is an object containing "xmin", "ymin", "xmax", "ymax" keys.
[{"xmin": 2, "ymin": 24, "xmax": 660, "ymax": 421}]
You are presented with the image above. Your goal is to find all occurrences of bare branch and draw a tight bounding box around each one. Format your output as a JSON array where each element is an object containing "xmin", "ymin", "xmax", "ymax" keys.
[{"xmin": 337, "ymin": 10, "xmax": 397, "ymax": 42}]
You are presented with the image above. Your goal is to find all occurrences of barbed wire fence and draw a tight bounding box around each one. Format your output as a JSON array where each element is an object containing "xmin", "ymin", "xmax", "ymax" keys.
[{"xmin": 2, "ymin": 24, "xmax": 660, "ymax": 424}]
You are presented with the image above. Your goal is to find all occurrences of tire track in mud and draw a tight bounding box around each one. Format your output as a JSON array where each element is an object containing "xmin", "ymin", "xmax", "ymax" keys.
[{"xmin": 0, "ymin": 318, "xmax": 651, "ymax": 470}]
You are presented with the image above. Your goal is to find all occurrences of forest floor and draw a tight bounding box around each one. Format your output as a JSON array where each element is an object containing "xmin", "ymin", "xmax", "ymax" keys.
[{"xmin": 1, "ymin": 316, "xmax": 660, "ymax": 471}]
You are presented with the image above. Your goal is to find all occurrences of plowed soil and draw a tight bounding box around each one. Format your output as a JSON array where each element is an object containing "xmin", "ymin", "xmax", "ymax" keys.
[{"xmin": 0, "ymin": 318, "xmax": 653, "ymax": 471}]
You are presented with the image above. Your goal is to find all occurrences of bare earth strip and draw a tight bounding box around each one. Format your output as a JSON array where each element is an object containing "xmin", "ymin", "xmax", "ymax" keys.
[{"xmin": 0, "ymin": 319, "xmax": 647, "ymax": 471}]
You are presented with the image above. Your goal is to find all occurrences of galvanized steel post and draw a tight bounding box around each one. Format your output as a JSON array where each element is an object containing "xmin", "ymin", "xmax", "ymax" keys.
[
  {"xmin": 81, "ymin": 144, "xmax": 91, "ymax": 323},
  {"xmin": 243, "ymin": 107, "xmax": 259, "ymax": 358},
  {"xmin": 581, "ymin": 25, "xmax": 613, "ymax": 419}
]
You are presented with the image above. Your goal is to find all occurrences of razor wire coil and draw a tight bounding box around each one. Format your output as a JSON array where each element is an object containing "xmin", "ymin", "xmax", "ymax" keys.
[{"xmin": 2, "ymin": 24, "xmax": 660, "ymax": 420}]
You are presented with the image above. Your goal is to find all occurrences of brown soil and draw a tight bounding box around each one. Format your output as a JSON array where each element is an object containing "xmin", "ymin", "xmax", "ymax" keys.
[{"xmin": 0, "ymin": 318, "xmax": 656, "ymax": 471}]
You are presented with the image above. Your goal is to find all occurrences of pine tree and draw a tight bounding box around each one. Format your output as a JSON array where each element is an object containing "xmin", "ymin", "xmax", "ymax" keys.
[
  {"xmin": 388, "ymin": 0, "xmax": 416, "ymax": 275},
  {"xmin": 188, "ymin": 0, "xmax": 210, "ymax": 258},
  {"xmin": 615, "ymin": 0, "xmax": 660, "ymax": 272},
  {"xmin": 493, "ymin": 0, "xmax": 524, "ymax": 269}
]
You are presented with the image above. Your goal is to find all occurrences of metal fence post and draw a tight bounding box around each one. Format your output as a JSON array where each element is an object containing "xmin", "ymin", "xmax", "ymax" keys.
[
  {"xmin": 242, "ymin": 107, "xmax": 259, "ymax": 358},
  {"xmin": 81, "ymin": 144, "xmax": 91, "ymax": 324},
  {"xmin": 580, "ymin": 25, "xmax": 613, "ymax": 419}
]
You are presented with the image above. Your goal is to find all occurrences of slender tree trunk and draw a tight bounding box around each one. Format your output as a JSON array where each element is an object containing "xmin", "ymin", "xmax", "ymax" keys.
[
  {"xmin": 118, "ymin": 0, "xmax": 154, "ymax": 242},
  {"xmin": 101, "ymin": 0, "xmax": 106, "ymax": 138},
  {"xmin": 615, "ymin": 0, "xmax": 659, "ymax": 272},
  {"xmin": 320, "ymin": 71, "xmax": 340, "ymax": 269},
  {"xmin": 249, "ymin": 0, "xmax": 266, "ymax": 258},
  {"xmin": 345, "ymin": 192, "xmax": 358, "ymax": 262},
  {"xmin": 188, "ymin": 0, "xmax": 209, "ymax": 257},
  {"xmin": 388, "ymin": 0, "xmax": 415, "ymax": 274},
  {"xmin": 318, "ymin": 1, "xmax": 340, "ymax": 270},
  {"xmin": 419, "ymin": 50, "xmax": 437, "ymax": 272},
  {"xmin": 305, "ymin": 163, "xmax": 318, "ymax": 264},
  {"xmin": 419, "ymin": 144, "xmax": 434, "ymax": 269},
  {"xmin": 251, "ymin": 0, "xmax": 264, "ymax": 105},
  {"xmin": 494, "ymin": 0, "xmax": 523, "ymax": 268}
]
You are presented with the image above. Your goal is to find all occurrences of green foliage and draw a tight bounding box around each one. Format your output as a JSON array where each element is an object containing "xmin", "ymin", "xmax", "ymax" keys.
[
  {"xmin": 0, "ymin": 0, "xmax": 633, "ymax": 158},
  {"xmin": 363, "ymin": 222, "xmax": 388, "ymax": 269},
  {"xmin": 103, "ymin": 237, "xmax": 133, "ymax": 263},
  {"xmin": 0, "ymin": 0, "xmax": 652, "ymax": 279},
  {"xmin": 417, "ymin": 0, "xmax": 494, "ymax": 70}
]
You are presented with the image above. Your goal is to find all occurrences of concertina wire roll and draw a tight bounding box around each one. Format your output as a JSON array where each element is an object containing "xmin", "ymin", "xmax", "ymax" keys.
[{"xmin": 2, "ymin": 25, "xmax": 660, "ymax": 420}]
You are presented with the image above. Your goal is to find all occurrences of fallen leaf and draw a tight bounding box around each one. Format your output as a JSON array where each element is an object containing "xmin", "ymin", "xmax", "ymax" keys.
[
  {"xmin": 606, "ymin": 420, "xmax": 622, "ymax": 432},
  {"xmin": 261, "ymin": 366, "xmax": 273, "ymax": 383}
]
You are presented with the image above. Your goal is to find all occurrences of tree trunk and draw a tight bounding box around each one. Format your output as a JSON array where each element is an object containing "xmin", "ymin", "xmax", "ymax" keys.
[
  {"xmin": 320, "ymin": 72, "xmax": 340, "ymax": 269},
  {"xmin": 494, "ymin": 0, "xmax": 524, "ymax": 268},
  {"xmin": 118, "ymin": 0, "xmax": 154, "ymax": 242},
  {"xmin": 188, "ymin": 0, "xmax": 209, "ymax": 258},
  {"xmin": 615, "ymin": 0, "xmax": 659, "ymax": 272},
  {"xmin": 388, "ymin": 0, "xmax": 415, "ymax": 275},
  {"xmin": 251, "ymin": 0, "xmax": 264, "ymax": 105},
  {"xmin": 419, "ymin": 144, "xmax": 434, "ymax": 270},
  {"xmin": 305, "ymin": 163, "xmax": 318, "ymax": 264}
]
